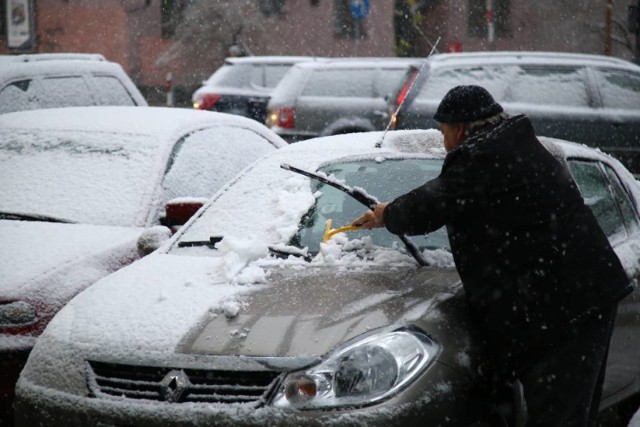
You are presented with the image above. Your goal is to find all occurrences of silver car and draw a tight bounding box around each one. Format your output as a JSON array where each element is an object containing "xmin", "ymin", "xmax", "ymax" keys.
[
  {"xmin": 267, "ymin": 58, "xmax": 421, "ymax": 142},
  {"xmin": 0, "ymin": 53, "xmax": 148, "ymax": 114},
  {"xmin": 14, "ymin": 130, "xmax": 640, "ymax": 426}
]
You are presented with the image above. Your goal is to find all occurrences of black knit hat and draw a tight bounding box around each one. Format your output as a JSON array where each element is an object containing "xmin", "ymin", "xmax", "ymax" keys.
[{"xmin": 433, "ymin": 85, "xmax": 503, "ymax": 123}]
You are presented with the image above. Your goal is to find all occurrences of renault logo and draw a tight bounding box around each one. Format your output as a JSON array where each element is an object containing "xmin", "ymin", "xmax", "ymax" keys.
[{"xmin": 160, "ymin": 369, "xmax": 190, "ymax": 402}]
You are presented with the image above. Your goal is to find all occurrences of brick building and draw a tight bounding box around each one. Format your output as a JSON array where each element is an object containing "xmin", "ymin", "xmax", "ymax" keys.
[{"xmin": 1, "ymin": 0, "xmax": 637, "ymax": 106}]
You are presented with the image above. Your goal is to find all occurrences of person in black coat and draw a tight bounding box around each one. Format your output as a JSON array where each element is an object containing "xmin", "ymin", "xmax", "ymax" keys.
[{"xmin": 352, "ymin": 85, "xmax": 633, "ymax": 426}]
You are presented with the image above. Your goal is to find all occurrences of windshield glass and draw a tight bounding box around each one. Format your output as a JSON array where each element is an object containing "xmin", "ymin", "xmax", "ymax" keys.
[
  {"xmin": 292, "ymin": 158, "xmax": 449, "ymax": 255},
  {"xmin": 0, "ymin": 129, "xmax": 159, "ymax": 225}
]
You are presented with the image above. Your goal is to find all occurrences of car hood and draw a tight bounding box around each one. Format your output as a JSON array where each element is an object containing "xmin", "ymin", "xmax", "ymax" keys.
[
  {"xmin": 182, "ymin": 266, "xmax": 465, "ymax": 358},
  {"xmin": 0, "ymin": 220, "xmax": 145, "ymax": 297},
  {"xmin": 48, "ymin": 253, "xmax": 465, "ymax": 362}
]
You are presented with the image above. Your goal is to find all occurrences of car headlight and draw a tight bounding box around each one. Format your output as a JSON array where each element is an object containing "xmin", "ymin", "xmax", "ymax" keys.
[
  {"xmin": 271, "ymin": 327, "xmax": 440, "ymax": 409},
  {"xmin": 0, "ymin": 300, "xmax": 37, "ymax": 326}
]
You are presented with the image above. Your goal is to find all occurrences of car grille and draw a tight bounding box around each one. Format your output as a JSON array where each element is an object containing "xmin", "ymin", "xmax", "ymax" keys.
[{"xmin": 87, "ymin": 360, "xmax": 282, "ymax": 406}]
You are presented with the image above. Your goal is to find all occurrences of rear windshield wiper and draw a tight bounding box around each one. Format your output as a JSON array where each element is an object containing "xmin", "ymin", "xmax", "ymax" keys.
[{"xmin": 0, "ymin": 211, "xmax": 75, "ymax": 224}]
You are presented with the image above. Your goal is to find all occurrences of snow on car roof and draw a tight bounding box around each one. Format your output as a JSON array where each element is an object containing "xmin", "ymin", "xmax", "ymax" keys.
[
  {"xmin": 0, "ymin": 106, "xmax": 286, "ymax": 146},
  {"xmin": 427, "ymin": 51, "xmax": 640, "ymax": 70}
]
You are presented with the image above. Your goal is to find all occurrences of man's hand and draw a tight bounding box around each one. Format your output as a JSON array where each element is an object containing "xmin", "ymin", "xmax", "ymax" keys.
[{"xmin": 352, "ymin": 202, "xmax": 388, "ymax": 229}]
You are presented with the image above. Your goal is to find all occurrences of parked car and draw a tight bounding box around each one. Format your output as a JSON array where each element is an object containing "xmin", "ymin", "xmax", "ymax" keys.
[
  {"xmin": 14, "ymin": 129, "xmax": 640, "ymax": 426},
  {"xmin": 266, "ymin": 57, "xmax": 421, "ymax": 142},
  {"xmin": 0, "ymin": 106, "xmax": 285, "ymax": 422},
  {"xmin": 192, "ymin": 56, "xmax": 320, "ymax": 123},
  {"xmin": 388, "ymin": 51, "xmax": 640, "ymax": 175},
  {"xmin": 0, "ymin": 53, "xmax": 147, "ymax": 114}
]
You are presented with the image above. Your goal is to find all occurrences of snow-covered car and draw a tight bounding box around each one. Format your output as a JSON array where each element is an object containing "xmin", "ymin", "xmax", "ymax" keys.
[
  {"xmin": 14, "ymin": 130, "xmax": 640, "ymax": 426},
  {"xmin": 192, "ymin": 56, "xmax": 320, "ymax": 123},
  {"xmin": 387, "ymin": 51, "xmax": 640, "ymax": 175},
  {"xmin": 0, "ymin": 106, "xmax": 286, "ymax": 421},
  {"xmin": 0, "ymin": 53, "xmax": 148, "ymax": 115}
]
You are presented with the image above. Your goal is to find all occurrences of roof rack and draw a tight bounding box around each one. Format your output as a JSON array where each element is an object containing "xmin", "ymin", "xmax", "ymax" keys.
[{"xmin": 7, "ymin": 53, "xmax": 106, "ymax": 63}]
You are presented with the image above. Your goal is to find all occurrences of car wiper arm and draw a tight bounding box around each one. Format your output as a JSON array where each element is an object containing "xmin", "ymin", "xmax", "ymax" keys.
[
  {"xmin": 0, "ymin": 211, "xmax": 76, "ymax": 224},
  {"xmin": 280, "ymin": 164, "xmax": 429, "ymax": 267},
  {"xmin": 268, "ymin": 245, "xmax": 313, "ymax": 262},
  {"xmin": 177, "ymin": 236, "xmax": 224, "ymax": 248}
]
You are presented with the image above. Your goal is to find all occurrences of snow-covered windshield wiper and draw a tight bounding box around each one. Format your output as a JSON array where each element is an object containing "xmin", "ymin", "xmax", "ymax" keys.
[
  {"xmin": 177, "ymin": 236, "xmax": 312, "ymax": 262},
  {"xmin": 280, "ymin": 163, "xmax": 429, "ymax": 267},
  {"xmin": 268, "ymin": 245, "xmax": 312, "ymax": 262},
  {"xmin": 0, "ymin": 211, "xmax": 76, "ymax": 224},
  {"xmin": 177, "ymin": 236, "xmax": 224, "ymax": 248}
]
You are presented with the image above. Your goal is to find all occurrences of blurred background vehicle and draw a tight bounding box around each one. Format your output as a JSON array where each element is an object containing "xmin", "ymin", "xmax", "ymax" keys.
[
  {"xmin": 266, "ymin": 57, "xmax": 421, "ymax": 142},
  {"xmin": 387, "ymin": 51, "xmax": 640, "ymax": 175},
  {"xmin": 191, "ymin": 56, "xmax": 320, "ymax": 123},
  {"xmin": 0, "ymin": 53, "xmax": 148, "ymax": 114},
  {"xmin": 0, "ymin": 106, "xmax": 285, "ymax": 424},
  {"xmin": 13, "ymin": 129, "xmax": 640, "ymax": 426}
]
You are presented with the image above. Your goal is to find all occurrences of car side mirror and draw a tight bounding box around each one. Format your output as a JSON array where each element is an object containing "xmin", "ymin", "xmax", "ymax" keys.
[
  {"xmin": 161, "ymin": 198, "xmax": 208, "ymax": 229},
  {"xmin": 137, "ymin": 226, "xmax": 172, "ymax": 256}
]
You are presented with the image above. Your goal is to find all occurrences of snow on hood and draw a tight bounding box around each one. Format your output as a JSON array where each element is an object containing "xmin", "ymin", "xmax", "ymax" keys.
[{"xmin": 0, "ymin": 220, "xmax": 145, "ymax": 296}]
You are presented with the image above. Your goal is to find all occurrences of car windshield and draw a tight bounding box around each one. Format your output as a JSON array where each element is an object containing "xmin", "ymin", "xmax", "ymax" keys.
[
  {"xmin": 292, "ymin": 158, "xmax": 449, "ymax": 255},
  {"xmin": 0, "ymin": 129, "xmax": 159, "ymax": 225}
]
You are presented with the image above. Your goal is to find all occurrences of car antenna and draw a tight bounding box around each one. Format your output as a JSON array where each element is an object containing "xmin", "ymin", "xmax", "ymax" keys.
[{"xmin": 375, "ymin": 36, "xmax": 441, "ymax": 149}]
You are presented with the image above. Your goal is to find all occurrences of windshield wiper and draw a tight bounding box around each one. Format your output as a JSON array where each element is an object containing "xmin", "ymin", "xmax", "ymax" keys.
[
  {"xmin": 178, "ymin": 236, "xmax": 312, "ymax": 262},
  {"xmin": 0, "ymin": 211, "xmax": 75, "ymax": 224},
  {"xmin": 268, "ymin": 245, "xmax": 312, "ymax": 262},
  {"xmin": 281, "ymin": 163, "xmax": 429, "ymax": 267},
  {"xmin": 177, "ymin": 236, "xmax": 224, "ymax": 248}
]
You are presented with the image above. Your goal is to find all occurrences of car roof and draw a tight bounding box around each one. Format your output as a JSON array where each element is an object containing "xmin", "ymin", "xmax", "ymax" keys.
[
  {"xmin": 426, "ymin": 51, "xmax": 640, "ymax": 70},
  {"xmin": 0, "ymin": 106, "xmax": 287, "ymax": 148},
  {"xmin": 293, "ymin": 57, "xmax": 423, "ymax": 70},
  {"xmin": 224, "ymin": 56, "xmax": 323, "ymax": 65}
]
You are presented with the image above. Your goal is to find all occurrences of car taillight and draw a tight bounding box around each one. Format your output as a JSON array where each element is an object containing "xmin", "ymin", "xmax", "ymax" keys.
[
  {"xmin": 193, "ymin": 94, "xmax": 222, "ymax": 110},
  {"xmin": 269, "ymin": 106, "xmax": 295, "ymax": 129},
  {"xmin": 395, "ymin": 68, "xmax": 420, "ymax": 108}
]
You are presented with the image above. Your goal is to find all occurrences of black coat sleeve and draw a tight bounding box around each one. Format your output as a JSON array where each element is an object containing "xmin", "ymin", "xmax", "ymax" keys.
[{"xmin": 383, "ymin": 160, "xmax": 481, "ymax": 236}]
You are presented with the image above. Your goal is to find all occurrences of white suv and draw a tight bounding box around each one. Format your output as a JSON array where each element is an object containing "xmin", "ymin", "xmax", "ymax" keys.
[{"xmin": 0, "ymin": 53, "xmax": 148, "ymax": 114}]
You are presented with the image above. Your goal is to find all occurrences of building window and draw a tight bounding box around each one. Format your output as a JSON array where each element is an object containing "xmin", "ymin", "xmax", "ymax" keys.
[
  {"xmin": 161, "ymin": 0, "xmax": 190, "ymax": 38},
  {"xmin": 468, "ymin": 0, "xmax": 511, "ymax": 38},
  {"xmin": 259, "ymin": 0, "xmax": 285, "ymax": 17},
  {"xmin": 333, "ymin": 0, "xmax": 367, "ymax": 39}
]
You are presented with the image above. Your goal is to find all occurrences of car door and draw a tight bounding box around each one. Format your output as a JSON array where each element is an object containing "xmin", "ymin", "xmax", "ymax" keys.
[
  {"xmin": 567, "ymin": 158, "xmax": 640, "ymax": 406},
  {"xmin": 503, "ymin": 65, "xmax": 606, "ymax": 148}
]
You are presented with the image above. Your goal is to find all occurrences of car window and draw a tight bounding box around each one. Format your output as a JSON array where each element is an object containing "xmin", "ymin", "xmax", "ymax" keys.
[
  {"xmin": 375, "ymin": 68, "xmax": 411, "ymax": 98},
  {"xmin": 416, "ymin": 65, "xmax": 516, "ymax": 101},
  {"xmin": 505, "ymin": 66, "xmax": 590, "ymax": 107},
  {"xmin": 292, "ymin": 158, "xmax": 449, "ymax": 254},
  {"xmin": 603, "ymin": 164, "xmax": 640, "ymax": 235},
  {"xmin": 264, "ymin": 64, "xmax": 294, "ymax": 88},
  {"xmin": 0, "ymin": 129, "xmax": 159, "ymax": 226},
  {"xmin": 40, "ymin": 76, "xmax": 96, "ymax": 108},
  {"xmin": 595, "ymin": 68, "xmax": 640, "ymax": 110},
  {"xmin": 162, "ymin": 127, "xmax": 275, "ymax": 203},
  {"xmin": 205, "ymin": 64, "xmax": 251, "ymax": 88},
  {"xmin": 568, "ymin": 160, "xmax": 627, "ymax": 242},
  {"xmin": 0, "ymin": 79, "xmax": 37, "ymax": 114},
  {"xmin": 301, "ymin": 69, "xmax": 376, "ymax": 97},
  {"xmin": 92, "ymin": 75, "xmax": 137, "ymax": 106}
]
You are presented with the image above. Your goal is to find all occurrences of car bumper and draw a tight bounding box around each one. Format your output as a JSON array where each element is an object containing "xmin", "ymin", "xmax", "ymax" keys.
[{"xmin": 15, "ymin": 363, "xmax": 481, "ymax": 426}]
